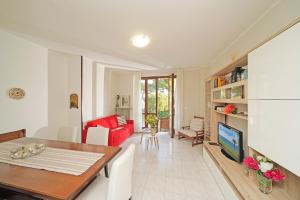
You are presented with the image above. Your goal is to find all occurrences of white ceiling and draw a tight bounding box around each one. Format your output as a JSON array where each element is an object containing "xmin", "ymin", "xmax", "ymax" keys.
[{"xmin": 0, "ymin": 0, "xmax": 277, "ymax": 70}]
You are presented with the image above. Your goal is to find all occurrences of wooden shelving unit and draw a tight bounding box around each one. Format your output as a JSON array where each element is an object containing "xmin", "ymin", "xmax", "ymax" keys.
[
  {"xmin": 214, "ymin": 110, "xmax": 248, "ymax": 120},
  {"xmin": 204, "ymin": 142, "xmax": 291, "ymax": 200},
  {"xmin": 212, "ymin": 80, "xmax": 247, "ymax": 92},
  {"xmin": 204, "ymin": 78, "xmax": 212, "ymax": 140},
  {"xmin": 209, "ymin": 55, "xmax": 248, "ymax": 142},
  {"xmin": 212, "ymin": 99, "xmax": 247, "ymax": 104},
  {"xmin": 211, "ymin": 79, "xmax": 248, "ymax": 104}
]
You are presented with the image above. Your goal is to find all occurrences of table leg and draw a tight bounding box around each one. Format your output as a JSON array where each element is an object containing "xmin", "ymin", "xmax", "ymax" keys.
[
  {"xmin": 140, "ymin": 132, "xmax": 144, "ymax": 144},
  {"xmin": 155, "ymin": 136, "xmax": 159, "ymax": 150},
  {"xmin": 104, "ymin": 165, "xmax": 109, "ymax": 178},
  {"xmin": 146, "ymin": 137, "xmax": 149, "ymax": 150}
]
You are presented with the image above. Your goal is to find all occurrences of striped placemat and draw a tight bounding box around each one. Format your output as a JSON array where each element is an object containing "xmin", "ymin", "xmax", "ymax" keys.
[{"xmin": 0, "ymin": 141, "xmax": 104, "ymax": 175}]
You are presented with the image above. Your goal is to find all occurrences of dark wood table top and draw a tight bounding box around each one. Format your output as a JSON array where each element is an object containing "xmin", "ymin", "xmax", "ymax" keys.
[{"xmin": 0, "ymin": 137, "xmax": 121, "ymax": 200}]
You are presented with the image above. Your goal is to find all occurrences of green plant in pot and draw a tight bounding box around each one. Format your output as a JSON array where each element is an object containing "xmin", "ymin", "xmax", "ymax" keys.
[{"xmin": 146, "ymin": 115, "xmax": 158, "ymax": 135}]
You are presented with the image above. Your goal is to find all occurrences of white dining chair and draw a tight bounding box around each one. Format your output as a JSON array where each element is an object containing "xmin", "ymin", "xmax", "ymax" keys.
[
  {"xmin": 57, "ymin": 126, "xmax": 78, "ymax": 143},
  {"xmin": 33, "ymin": 126, "xmax": 53, "ymax": 140},
  {"xmin": 76, "ymin": 144, "xmax": 135, "ymax": 200},
  {"xmin": 86, "ymin": 126, "xmax": 109, "ymax": 146},
  {"xmin": 86, "ymin": 126, "xmax": 110, "ymax": 177}
]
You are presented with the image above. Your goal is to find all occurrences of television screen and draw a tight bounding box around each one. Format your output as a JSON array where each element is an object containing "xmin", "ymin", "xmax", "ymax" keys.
[{"xmin": 218, "ymin": 123, "xmax": 243, "ymax": 162}]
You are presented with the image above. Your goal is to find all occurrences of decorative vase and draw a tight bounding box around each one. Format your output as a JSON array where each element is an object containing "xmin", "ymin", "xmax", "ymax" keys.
[
  {"xmin": 243, "ymin": 165, "xmax": 249, "ymax": 176},
  {"xmin": 150, "ymin": 127, "xmax": 156, "ymax": 136},
  {"xmin": 256, "ymin": 172, "xmax": 272, "ymax": 194}
]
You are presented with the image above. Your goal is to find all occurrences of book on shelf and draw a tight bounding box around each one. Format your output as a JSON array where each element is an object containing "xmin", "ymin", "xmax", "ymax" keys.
[
  {"xmin": 217, "ymin": 77, "xmax": 224, "ymax": 87},
  {"xmin": 212, "ymin": 77, "xmax": 226, "ymax": 88}
]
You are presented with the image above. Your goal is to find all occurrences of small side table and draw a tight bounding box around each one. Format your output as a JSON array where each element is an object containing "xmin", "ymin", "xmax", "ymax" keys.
[
  {"xmin": 146, "ymin": 133, "xmax": 159, "ymax": 150},
  {"xmin": 140, "ymin": 128, "xmax": 151, "ymax": 144}
]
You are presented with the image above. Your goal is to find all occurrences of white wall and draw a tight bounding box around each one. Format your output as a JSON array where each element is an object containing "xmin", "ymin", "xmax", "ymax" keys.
[
  {"xmin": 141, "ymin": 69, "xmax": 176, "ymax": 77},
  {"xmin": 113, "ymin": 70, "xmax": 134, "ymax": 119},
  {"xmin": 210, "ymin": 0, "xmax": 300, "ymax": 75},
  {"xmin": 66, "ymin": 55, "xmax": 81, "ymax": 141},
  {"xmin": 182, "ymin": 68, "xmax": 207, "ymax": 125},
  {"xmin": 0, "ymin": 30, "xmax": 48, "ymax": 136},
  {"xmin": 103, "ymin": 67, "xmax": 114, "ymax": 116},
  {"xmin": 82, "ymin": 56, "xmax": 93, "ymax": 122},
  {"xmin": 47, "ymin": 50, "xmax": 69, "ymax": 139},
  {"xmin": 82, "ymin": 61, "xmax": 107, "ymax": 122},
  {"xmin": 48, "ymin": 50, "xmax": 81, "ymax": 142},
  {"xmin": 93, "ymin": 63, "xmax": 105, "ymax": 118},
  {"xmin": 104, "ymin": 68, "xmax": 134, "ymax": 119}
]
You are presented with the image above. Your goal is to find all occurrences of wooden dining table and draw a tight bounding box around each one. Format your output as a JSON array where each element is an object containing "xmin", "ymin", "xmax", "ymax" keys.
[{"xmin": 0, "ymin": 129, "xmax": 121, "ymax": 200}]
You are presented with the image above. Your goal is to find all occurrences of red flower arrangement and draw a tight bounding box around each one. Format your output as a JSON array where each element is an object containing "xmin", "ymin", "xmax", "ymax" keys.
[
  {"xmin": 244, "ymin": 155, "xmax": 285, "ymax": 194},
  {"xmin": 243, "ymin": 156, "xmax": 259, "ymax": 170},
  {"xmin": 264, "ymin": 169, "xmax": 286, "ymax": 182},
  {"xmin": 224, "ymin": 104, "xmax": 237, "ymax": 114},
  {"xmin": 243, "ymin": 155, "xmax": 285, "ymax": 182}
]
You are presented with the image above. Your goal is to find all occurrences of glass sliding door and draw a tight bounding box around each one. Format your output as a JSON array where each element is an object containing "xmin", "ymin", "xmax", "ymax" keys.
[
  {"xmin": 141, "ymin": 78, "xmax": 157, "ymax": 128},
  {"xmin": 158, "ymin": 78, "xmax": 170, "ymax": 131},
  {"xmin": 141, "ymin": 79, "xmax": 146, "ymax": 127},
  {"xmin": 147, "ymin": 79, "xmax": 157, "ymax": 115},
  {"xmin": 141, "ymin": 76, "xmax": 175, "ymax": 132}
]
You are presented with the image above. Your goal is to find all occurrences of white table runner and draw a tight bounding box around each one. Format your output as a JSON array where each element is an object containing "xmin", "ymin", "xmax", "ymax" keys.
[{"xmin": 0, "ymin": 141, "xmax": 104, "ymax": 175}]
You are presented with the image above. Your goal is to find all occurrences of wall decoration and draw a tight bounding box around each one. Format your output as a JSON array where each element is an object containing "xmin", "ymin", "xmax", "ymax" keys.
[
  {"xmin": 70, "ymin": 93, "xmax": 79, "ymax": 109},
  {"xmin": 8, "ymin": 88, "xmax": 26, "ymax": 100},
  {"xmin": 121, "ymin": 95, "xmax": 130, "ymax": 108},
  {"xmin": 116, "ymin": 95, "xmax": 121, "ymax": 108}
]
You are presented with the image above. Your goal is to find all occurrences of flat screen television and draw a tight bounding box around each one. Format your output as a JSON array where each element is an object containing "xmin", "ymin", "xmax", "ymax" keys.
[{"xmin": 218, "ymin": 122, "xmax": 243, "ymax": 162}]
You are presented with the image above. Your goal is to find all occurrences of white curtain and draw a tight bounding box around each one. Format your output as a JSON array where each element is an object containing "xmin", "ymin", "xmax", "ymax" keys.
[
  {"xmin": 174, "ymin": 69, "xmax": 184, "ymax": 131},
  {"xmin": 132, "ymin": 71, "xmax": 143, "ymax": 132}
]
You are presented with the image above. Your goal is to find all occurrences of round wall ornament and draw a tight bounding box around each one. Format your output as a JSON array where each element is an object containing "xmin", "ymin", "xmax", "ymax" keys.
[{"xmin": 8, "ymin": 88, "xmax": 26, "ymax": 100}]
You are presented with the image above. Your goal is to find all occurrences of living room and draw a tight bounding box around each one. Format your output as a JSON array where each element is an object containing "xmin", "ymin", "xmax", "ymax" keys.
[{"xmin": 0, "ymin": 0, "xmax": 300, "ymax": 200}]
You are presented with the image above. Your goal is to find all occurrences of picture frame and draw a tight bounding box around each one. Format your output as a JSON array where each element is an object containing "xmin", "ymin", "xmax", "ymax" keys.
[
  {"xmin": 120, "ymin": 95, "xmax": 130, "ymax": 108},
  {"xmin": 116, "ymin": 95, "xmax": 121, "ymax": 108},
  {"xmin": 70, "ymin": 93, "xmax": 79, "ymax": 109}
]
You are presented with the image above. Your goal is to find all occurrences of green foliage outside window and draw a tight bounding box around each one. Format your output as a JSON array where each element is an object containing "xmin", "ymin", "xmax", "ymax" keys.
[{"xmin": 141, "ymin": 78, "xmax": 170, "ymax": 120}]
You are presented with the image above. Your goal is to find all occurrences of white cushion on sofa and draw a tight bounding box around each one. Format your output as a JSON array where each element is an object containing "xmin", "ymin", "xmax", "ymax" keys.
[{"xmin": 117, "ymin": 116, "xmax": 127, "ymax": 126}]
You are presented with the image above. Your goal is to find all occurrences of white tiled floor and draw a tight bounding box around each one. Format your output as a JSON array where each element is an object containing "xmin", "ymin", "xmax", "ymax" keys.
[{"xmin": 120, "ymin": 132, "xmax": 225, "ymax": 200}]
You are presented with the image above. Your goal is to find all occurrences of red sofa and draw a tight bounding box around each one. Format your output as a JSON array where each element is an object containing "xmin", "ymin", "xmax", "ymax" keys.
[{"xmin": 82, "ymin": 115, "xmax": 134, "ymax": 146}]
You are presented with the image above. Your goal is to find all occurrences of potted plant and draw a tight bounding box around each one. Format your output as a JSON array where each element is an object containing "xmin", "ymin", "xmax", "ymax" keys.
[
  {"xmin": 243, "ymin": 155, "xmax": 285, "ymax": 194},
  {"xmin": 146, "ymin": 115, "xmax": 158, "ymax": 135}
]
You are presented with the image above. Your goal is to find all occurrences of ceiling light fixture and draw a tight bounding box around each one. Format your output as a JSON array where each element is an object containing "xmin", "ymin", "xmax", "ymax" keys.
[{"xmin": 131, "ymin": 34, "xmax": 150, "ymax": 48}]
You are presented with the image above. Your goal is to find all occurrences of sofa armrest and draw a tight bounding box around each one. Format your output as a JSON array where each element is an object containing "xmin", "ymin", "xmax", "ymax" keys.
[{"xmin": 126, "ymin": 120, "xmax": 134, "ymax": 124}]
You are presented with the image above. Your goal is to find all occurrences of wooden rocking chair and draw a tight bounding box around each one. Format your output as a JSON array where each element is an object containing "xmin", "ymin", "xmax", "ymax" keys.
[{"xmin": 178, "ymin": 116, "xmax": 204, "ymax": 146}]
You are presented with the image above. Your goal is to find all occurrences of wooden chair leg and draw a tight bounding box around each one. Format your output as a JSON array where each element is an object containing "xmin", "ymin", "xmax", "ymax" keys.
[
  {"xmin": 178, "ymin": 133, "xmax": 183, "ymax": 140},
  {"xmin": 104, "ymin": 165, "xmax": 109, "ymax": 178}
]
